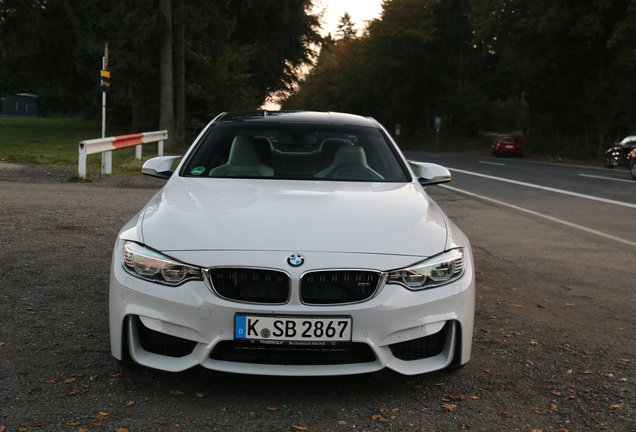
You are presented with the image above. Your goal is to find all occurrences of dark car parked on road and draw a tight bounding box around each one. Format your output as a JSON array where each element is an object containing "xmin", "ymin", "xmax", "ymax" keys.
[{"xmin": 604, "ymin": 135, "xmax": 636, "ymax": 169}]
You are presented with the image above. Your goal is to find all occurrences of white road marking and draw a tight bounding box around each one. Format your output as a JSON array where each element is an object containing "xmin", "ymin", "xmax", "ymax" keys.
[
  {"xmin": 448, "ymin": 168, "xmax": 636, "ymax": 209},
  {"xmin": 441, "ymin": 184, "xmax": 636, "ymax": 248},
  {"xmin": 479, "ymin": 161, "xmax": 506, "ymax": 166},
  {"xmin": 579, "ymin": 173, "xmax": 635, "ymax": 184}
]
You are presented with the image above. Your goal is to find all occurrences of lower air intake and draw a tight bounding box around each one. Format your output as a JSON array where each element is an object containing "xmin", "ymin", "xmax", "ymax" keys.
[
  {"xmin": 389, "ymin": 322, "xmax": 450, "ymax": 361},
  {"xmin": 210, "ymin": 341, "xmax": 376, "ymax": 365},
  {"xmin": 135, "ymin": 317, "xmax": 197, "ymax": 358}
]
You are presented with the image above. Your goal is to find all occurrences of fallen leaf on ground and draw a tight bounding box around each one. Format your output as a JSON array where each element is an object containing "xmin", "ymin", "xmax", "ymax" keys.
[
  {"xmin": 292, "ymin": 426, "xmax": 308, "ymax": 431},
  {"xmin": 500, "ymin": 411, "xmax": 512, "ymax": 418},
  {"xmin": 442, "ymin": 404, "xmax": 456, "ymax": 412},
  {"xmin": 371, "ymin": 414, "xmax": 389, "ymax": 422}
]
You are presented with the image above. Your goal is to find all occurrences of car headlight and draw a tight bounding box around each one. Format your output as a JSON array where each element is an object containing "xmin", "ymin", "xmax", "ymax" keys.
[
  {"xmin": 388, "ymin": 249, "xmax": 465, "ymax": 290},
  {"xmin": 122, "ymin": 241, "xmax": 201, "ymax": 286}
]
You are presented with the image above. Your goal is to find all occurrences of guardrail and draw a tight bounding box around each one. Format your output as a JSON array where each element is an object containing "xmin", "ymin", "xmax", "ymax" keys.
[{"xmin": 78, "ymin": 130, "xmax": 167, "ymax": 178}]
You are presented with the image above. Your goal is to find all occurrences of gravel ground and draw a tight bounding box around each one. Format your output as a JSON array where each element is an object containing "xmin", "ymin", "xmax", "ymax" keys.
[{"xmin": 0, "ymin": 162, "xmax": 633, "ymax": 432}]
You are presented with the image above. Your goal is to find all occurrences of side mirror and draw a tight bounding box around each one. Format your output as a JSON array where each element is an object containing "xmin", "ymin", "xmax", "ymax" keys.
[
  {"xmin": 141, "ymin": 156, "xmax": 182, "ymax": 179},
  {"xmin": 408, "ymin": 161, "xmax": 452, "ymax": 186}
]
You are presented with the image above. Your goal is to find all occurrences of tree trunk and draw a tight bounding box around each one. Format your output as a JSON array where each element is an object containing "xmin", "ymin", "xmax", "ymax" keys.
[
  {"xmin": 159, "ymin": 0, "xmax": 174, "ymax": 148},
  {"xmin": 174, "ymin": 0, "xmax": 185, "ymax": 146}
]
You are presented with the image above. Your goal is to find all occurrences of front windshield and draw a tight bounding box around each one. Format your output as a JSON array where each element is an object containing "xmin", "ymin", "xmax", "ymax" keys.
[{"xmin": 181, "ymin": 122, "xmax": 409, "ymax": 182}]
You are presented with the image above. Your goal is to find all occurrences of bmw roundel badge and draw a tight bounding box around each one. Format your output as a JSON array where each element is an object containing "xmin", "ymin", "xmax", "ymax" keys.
[{"xmin": 287, "ymin": 254, "xmax": 304, "ymax": 267}]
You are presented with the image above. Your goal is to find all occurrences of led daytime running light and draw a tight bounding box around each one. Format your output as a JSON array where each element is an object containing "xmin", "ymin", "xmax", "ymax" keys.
[
  {"xmin": 122, "ymin": 242, "xmax": 201, "ymax": 286},
  {"xmin": 389, "ymin": 249, "xmax": 465, "ymax": 290}
]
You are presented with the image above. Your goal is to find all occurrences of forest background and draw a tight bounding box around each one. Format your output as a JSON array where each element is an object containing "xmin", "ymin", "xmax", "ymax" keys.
[{"xmin": 1, "ymin": 0, "xmax": 635, "ymax": 160}]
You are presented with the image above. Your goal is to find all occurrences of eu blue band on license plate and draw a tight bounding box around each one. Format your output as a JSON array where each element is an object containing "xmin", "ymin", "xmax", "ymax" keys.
[{"xmin": 235, "ymin": 314, "xmax": 352, "ymax": 342}]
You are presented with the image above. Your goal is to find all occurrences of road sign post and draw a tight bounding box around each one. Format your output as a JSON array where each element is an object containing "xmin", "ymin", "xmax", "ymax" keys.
[
  {"xmin": 434, "ymin": 116, "xmax": 442, "ymax": 149},
  {"xmin": 101, "ymin": 43, "xmax": 111, "ymax": 174}
]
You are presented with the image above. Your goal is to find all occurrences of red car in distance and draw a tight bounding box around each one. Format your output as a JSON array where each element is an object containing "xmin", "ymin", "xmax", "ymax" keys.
[{"xmin": 492, "ymin": 135, "xmax": 522, "ymax": 157}]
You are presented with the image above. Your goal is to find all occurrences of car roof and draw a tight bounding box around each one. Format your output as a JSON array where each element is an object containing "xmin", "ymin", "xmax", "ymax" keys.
[
  {"xmin": 215, "ymin": 110, "xmax": 379, "ymax": 128},
  {"xmin": 619, "ymin": 135, "xmax": 636, "ymax": 145}
]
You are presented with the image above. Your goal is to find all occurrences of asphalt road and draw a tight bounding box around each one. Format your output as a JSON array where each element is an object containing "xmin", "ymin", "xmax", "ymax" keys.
[
  {"xmin": 406, "ymin": 151, "xmax": 636, "ymax": 247},
  {"xmin": 0, "ymin": 160, "xmax": 634, "ymax": 432}
]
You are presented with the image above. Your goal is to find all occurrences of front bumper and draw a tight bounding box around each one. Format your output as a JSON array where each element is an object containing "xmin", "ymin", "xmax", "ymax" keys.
[{"xmin": 109, "ymin": 247, "xmax": 475, "ymax": 376}]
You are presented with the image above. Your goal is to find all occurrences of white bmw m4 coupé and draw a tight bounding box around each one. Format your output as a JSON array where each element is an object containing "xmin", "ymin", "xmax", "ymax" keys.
[{"xmin": 109, "ymin": 110, "xmax": 475, "ymax": 376}]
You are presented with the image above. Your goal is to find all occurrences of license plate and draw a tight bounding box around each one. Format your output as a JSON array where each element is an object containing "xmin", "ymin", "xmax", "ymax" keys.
[
  {"xmin": 235, "ymin": 314, "xmax": 352, "ymax": 343},
  {"xmin": 505, "ymin": 145, "xmax": 515, "ymax": 149}
]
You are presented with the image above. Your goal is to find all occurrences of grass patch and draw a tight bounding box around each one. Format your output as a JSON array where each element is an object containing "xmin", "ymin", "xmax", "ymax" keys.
[
  {"xmin": 0, "ymin": 117, "xmax": 165, "ymax": 174},
  {"xmin": 65, "ymin": 174, "xmax": 94, "ymax": 183}
]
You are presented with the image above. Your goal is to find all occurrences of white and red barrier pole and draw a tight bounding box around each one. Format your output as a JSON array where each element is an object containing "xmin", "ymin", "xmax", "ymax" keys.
[{"xmin": 78, "ymin": 130, "xmax": 168, "ymax": 178}]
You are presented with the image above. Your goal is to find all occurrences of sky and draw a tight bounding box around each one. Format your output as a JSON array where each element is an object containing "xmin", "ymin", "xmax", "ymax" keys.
[{"xmin": 314, "ymin": 0, "xmax": 384, "ymax": 37}]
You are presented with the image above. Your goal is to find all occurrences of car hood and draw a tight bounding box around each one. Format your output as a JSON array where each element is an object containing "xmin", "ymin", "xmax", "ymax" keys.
[{"xmin": 137, "ymin": 178, "xmax": 449, "ymax": 257}]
